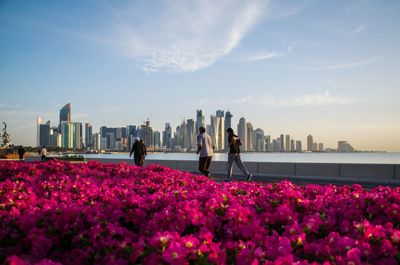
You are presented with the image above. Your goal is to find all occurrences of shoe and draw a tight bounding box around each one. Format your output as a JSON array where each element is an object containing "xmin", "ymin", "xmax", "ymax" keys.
[
  {"xmin": 207, "ymin": 173, "xmax": 214, "ymax": 180},
  {"xmin": 247, "ymin": 174, "xmax": 253, "ymax": 181},
  {"xmin": 224, "ymin": 179, "xmax": 231, "ymax": 182}
]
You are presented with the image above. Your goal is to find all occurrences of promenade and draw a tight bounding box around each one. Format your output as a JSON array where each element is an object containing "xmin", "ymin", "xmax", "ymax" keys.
[{"xmin": 25, "ymin": 156, "xmax": 400, "ymax": 188}]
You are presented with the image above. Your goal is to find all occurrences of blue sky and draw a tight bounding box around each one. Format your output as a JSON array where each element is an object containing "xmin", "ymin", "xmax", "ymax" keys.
[{"xmin": 1, "ymin": 0, "xmax": 399, "ymax": 151}]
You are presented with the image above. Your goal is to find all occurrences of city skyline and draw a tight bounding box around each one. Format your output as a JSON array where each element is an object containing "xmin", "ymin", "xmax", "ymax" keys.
[
  {"xmin": 1, "ymin": 1, "xmax": 400, "ymax": 151},
  {"xmin": 36, "ymin": 102, "xmax": 355, "ymax": 153}
]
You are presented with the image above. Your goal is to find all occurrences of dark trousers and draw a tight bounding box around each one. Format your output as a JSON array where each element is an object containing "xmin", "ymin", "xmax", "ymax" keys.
[
  {"xmin": 199, "ymin": 156, "xmax": 212, "ymax": 176},
  {"xmin": 41, "ymin": 155, "xmax": 46, "ymax": 162},
  {"xmin": 134, "ymin": 155, "xmax": 144, "ymax": 166}
]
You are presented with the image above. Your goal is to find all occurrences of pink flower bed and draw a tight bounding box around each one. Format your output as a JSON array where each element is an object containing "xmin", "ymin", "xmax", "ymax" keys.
[{"xmin": 0, "ymin": 161, "xmax": 400, "ymax": 265}]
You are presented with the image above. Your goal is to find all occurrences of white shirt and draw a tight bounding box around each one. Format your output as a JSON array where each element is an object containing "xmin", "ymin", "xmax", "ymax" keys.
[
  {"xmin": 197, "ymin": 133, "xmax": 214, "ymax": 157},
  {"xmin": 41, "ymin": 148, "xmax": 47, "ymax": 156}
]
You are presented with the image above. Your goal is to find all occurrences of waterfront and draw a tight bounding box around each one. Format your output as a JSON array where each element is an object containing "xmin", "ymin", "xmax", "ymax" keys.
[{"xmin": 84, "ymin": 152, "xmax": 400, "ymax": 164}]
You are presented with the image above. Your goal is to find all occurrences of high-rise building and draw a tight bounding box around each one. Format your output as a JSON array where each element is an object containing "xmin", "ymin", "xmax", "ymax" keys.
[
  {"xmin": 85, "ymin": 123, "xmax": 93, "ymax": 149},
  {"xmin": 59, "ymin": 103, "xmax": 71, "ymax": 129},
  {"xmin": 338, "ymin": 141, "xmax": 355, "ymax": 152},
  {"xmin": 39, "ymin": 120, "xmax": 51, "ymax": 147},
  {"xmin": 280, "ymin": 134, "xmax": 285, "ymax": 152},
  {"xmin": 127, "ymin": 125, "xmax": 137, "ymax": 149},
  {"xmin": 50, "ymin": 127, "xmax": 61, "ymax": 147},
  {"xmin": 254, "ymin": 129, "xmax": 265, "ymax": 152},
  {"xmin": 285, "ymin": 135, "xmax": 291, "ymax": 152},
  {"xmin": 272, "ymin": 139, "xmax": 279, "ymax": 152},
  {"xmin": 224, "ymin": 110, "xmax": 233, "ymax": 150},
  {"xmin": 237, "ymin": 117, "xmax": 247, "ymax": 151},
  {"xmin": 307, "ymin": 135, "xmax": 313, "ymax": 152},
  {"xmin": 36, "ymin": 117, "xmax": 42, "ymax": 147},
  {"xmin": 295, "ymin": 140, "xmax": 302, "ymax": 152},
  {"xmin": 215, "ymin": 111, "xmax": 225, "ymax": 151},
  {"xmin": 312, "ymin": 143, "xmax": 318, "ymax": 152},
  {"xmin": 140, "ymin": 120, "xmax": 153, "ymax": 147},
  {"xmin": 246, "ymin": 122, "xmax": 253, "ymax": 151},
  {"xmin": 318, "ymin": 143, "xmax": 324, "ymax": 152},
  {"xmin": 154, "ymin": 131, "xmax": 161, "ymax": 148},
  {"xmin": 196, "ymin": 110, "xmax": 205, "ymax": 131},
  {"xmin": 61, "ymin": 122, "xmax": 73, "ymax": 149},
  {"xmin": 265, "ymin": 135, "xmax": 271, "ymax": 152},
  {"xmin": 186, "ymin": 119, "xmax": 196, "ymax": 150},
  {"xmin": 100, "ymin": 126, "xmax": 117, "ymax": 150},
  {"xmin": 72, "ymin": 122, "xmax": 83, "ymax": 149},
  {"xmin": 290, "ymin": 139, "xmax": 295, "ymax": 152},
  {"xmin": 163, "ymin": 123, "xmax": 172, "ymax": 148},
  {"xmin": 93, "ymin": 133, "xmax": 101, "ymax": 151}
]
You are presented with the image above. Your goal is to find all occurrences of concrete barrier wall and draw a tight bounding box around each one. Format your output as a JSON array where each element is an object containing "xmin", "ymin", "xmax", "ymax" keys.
[
  {"xmin": 24, "ymin": 156, "xmax": 400, "ymax": 181},
  {"xmin": 339, "ymin": 164, "xmax": 396, "ymax": 179},
  {"xmin": 295, "ymin": 163, "xmax": 340, "ymax": 177}
]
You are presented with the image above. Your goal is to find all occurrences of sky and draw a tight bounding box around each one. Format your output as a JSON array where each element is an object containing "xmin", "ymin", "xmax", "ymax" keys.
[{"xmin": 0, "ymin": 0, "xmax": 399, "ymax": 151}]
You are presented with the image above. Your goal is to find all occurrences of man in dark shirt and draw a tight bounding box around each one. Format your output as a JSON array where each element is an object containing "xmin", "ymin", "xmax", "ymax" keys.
[
  {"xmin": 17, "ymin": 145, "xmax": 25, "ymax": 160},
  {"xmin": 129, "ymin": 138, "xmax": 145, "ymax": 166},
  {"xmin": 225, "ymin": 128, "xmax": 253, "ymax": 182}
]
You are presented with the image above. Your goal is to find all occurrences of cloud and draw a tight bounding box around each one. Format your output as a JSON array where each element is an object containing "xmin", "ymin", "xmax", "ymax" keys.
[
  {"xmin": 351, "ymin": 25, "xmax": 367, "ymax": 34},
  {"xmin": 215, "ymin": 91, "xmax": 357, "ymax": 107},
  {"xmin": 304, "ymin": 58, "xmax": 380, "ymax": 70},
  {"xmin": 242, "ymin": 46, "xmax": 293, "ymax": 61},
  {"xmin": 110, "ymin": 0, "xmax": 269, "ymax": 72}
]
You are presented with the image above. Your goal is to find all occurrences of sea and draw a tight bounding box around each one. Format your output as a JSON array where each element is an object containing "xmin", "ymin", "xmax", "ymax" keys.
[{"xmin": 84, "ymin": 152, "xmax": 400, "ymax": 164}]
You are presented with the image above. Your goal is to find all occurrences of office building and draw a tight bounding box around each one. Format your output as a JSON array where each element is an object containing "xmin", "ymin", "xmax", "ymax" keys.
[
  {"xmin": 93, "ymin": 133, "xmax": 101, "ymax": 151},
  {"xmin": 163, "ymin": 123, "xmax": 172, "ymax": 148},
  {"xmin": 338, "ymin": 141, "xmax": 355, "ymax": 152},
  {"xmin": 295, "ymin": 140, "xmax": 302, "ymax": 152},
  {"xmin": 196, "ymin": 110, "xmax": 205, "ymax": 131},
  {"xmin": 254, "ymin": 129, "xmax": 265, "ymax": 152},
  {"xmin": 61, "ymin": 122, "xmax": 73, "ymax": 149},
  {"xmin": 318, "ymin": 143, "xmax": 324, "ymax": 152},
  {"xmin": 140, "ymin": 120, "xmax": 153, "ymax": 147},
  {"xmin": 85, "ymin": 123, "xmax": 93, "ymax": 149},
  {"xmin": 246, "ymin": 122, "xmax": 253, "ymax": 151},
  {"xmin": 280, "ymin": 134, "xmax": 285, "ymax": 152},
  {"xmin": 237, "ymin": 117, "xmax": 247, "ymax": 151},
  {"xmin": 285, "ymin": 135, "xmax": 291, "ymax": 152},
  {"xmin": 154, "ymin": 131, "xmax": 161, "ymax": 148},
  {"xmin": 186, "ymin": 119, "xmax": 196, "ymax": 150},
  {"xmin": 72, "ymin": 122, "xmax": 83, "ymax": 149},
  {"xmin": 307, "ymin": 135, "xmax": 313, "ymax": 152},
  {"xmin": 290, "ymin": 139, "xmax": 295, "ymax": 152},
  {"xmin": 59, "ymin": 103, "xmax": 71, "ymax": 129},
  {"xmin": 39, "ymin": 120, "xmax": 51, "ymax": 147}
]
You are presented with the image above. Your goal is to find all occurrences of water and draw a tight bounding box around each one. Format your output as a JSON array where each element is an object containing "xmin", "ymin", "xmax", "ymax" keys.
[{"xmin": 84, "ymin": 152, "xmax": 400, "ymax": 164}]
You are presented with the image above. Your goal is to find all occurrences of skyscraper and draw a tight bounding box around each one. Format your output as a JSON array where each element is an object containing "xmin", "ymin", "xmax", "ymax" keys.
[
  {"xmin": 59, "ymin": 103, "xmax": 71, "ymax": 128},
  {"xmin": 127, "ymin": 125, "xmax": 137, "ymax": 149},
  {"xmin": 39, "ymin": 120, "xmax": 51, "ymax": 147},
  {"xmin": 296, "ymin": 140, "xmax": 302, "ymax": 152},
  {"xmin": 246, "ymin": 122, "xmax": 253, "ymax": 151},
  {"xmin": 285, "ymin": 135, "xmax": 291, "ymax": 152},
  {"xmin": 196, "ymin": 110, "xmax": 205, "ymax": 131},
  {"xmin": 254, "ymin": 128, "xmax": 265, "ymax": 152},
  {"xmin": 72, "ymin": 122, "xmax": 83, "ymax": 149},
  {"xmin": 61, "ymin": 122, "xmax": 73, "ymax": 149},
  {"xmin": 36, "ymin": 117, "xmax": 42, "ymax": 147},
  {"xmin": 280, "ymin": 134, "xmax": 285, "ymax": 152},
  {"xmin": 210, "ymin": 115, "xmax": 219, "ymax": 150},
  {"xmin": 140, "ymin": 120, "xmax": 153, "ymax": 147},
  {"xmin": 224, "ymin": 110, "xmax": 233, "ymax": 150},
  {"xmin": 186, "ymin": 119, "xmax": 196, "ymax": 150},
  {"xmin": 290, "ymin": 139, "xmax": 295, "ymax": 152},
  {"xmin": 307, "ymin": 135, "xmax": 313, "ymax": 152},
  {"xmin": 85, "ymin": 123, "xmax": 93, "ymax": 149},
  {"xmin": 237, "ymin": 117, "xmax": 247, "ymax": 151},
  {"xmin": 163, "ymin": 123, "xmax": 172, "ymax": 148}
]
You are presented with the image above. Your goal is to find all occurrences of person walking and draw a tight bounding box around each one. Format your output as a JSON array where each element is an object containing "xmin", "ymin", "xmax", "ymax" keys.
[
  {"xmin": 139, "ymin": 139, "xmax": 147, "ymax": 166},
  {"xmin": 41, "ymin": 146, "xmax": 47, "ymax": 162},
  {"xmin": 130, "ymin": 138, "xmax": 144, "ymax": 166},
  {"xmin": 225, "ymin": 128, "xmax": 253, "ymax": 182},
  {"xmin": 196, "ymin": 126, "xmax": 215, "ymax": 178},
  {"xmin": 17, "ymin": 145, "xmax": 25, "ymax": 160}
]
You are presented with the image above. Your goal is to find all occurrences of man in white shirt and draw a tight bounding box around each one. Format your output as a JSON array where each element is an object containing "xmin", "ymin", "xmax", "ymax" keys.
[
  {"xmin": 196, "ymin": 127, "xmax": 215, "ymax": 178},
  {"xmin": 41, "ymin": 146, "xmax": 47, "ymax": 162}
]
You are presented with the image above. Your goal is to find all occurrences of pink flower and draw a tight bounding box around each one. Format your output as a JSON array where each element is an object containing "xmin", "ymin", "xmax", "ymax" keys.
[{"xmin": 162, "ymin": 241, "xmax": 188, "ymax": 264}]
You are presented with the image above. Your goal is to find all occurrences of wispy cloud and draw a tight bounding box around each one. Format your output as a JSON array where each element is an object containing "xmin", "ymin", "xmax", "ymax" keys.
[
  {"xmin": 109, "ymin": 0, "xmax": 269, "ymax": 72},
  {"xmin": 200, "ymin": 91, "xmax": 357, "ymax": 107},
  {"xmin": 350, "ymin": 25, "xmax": 367, "ymax": 34},
  {"xmin": 242, "ymin": 46, "xmax": 293, "ymax": 62},
  {"xmin": 304, "ymin": 58, "xmax": 380, "ymax": 70}
]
